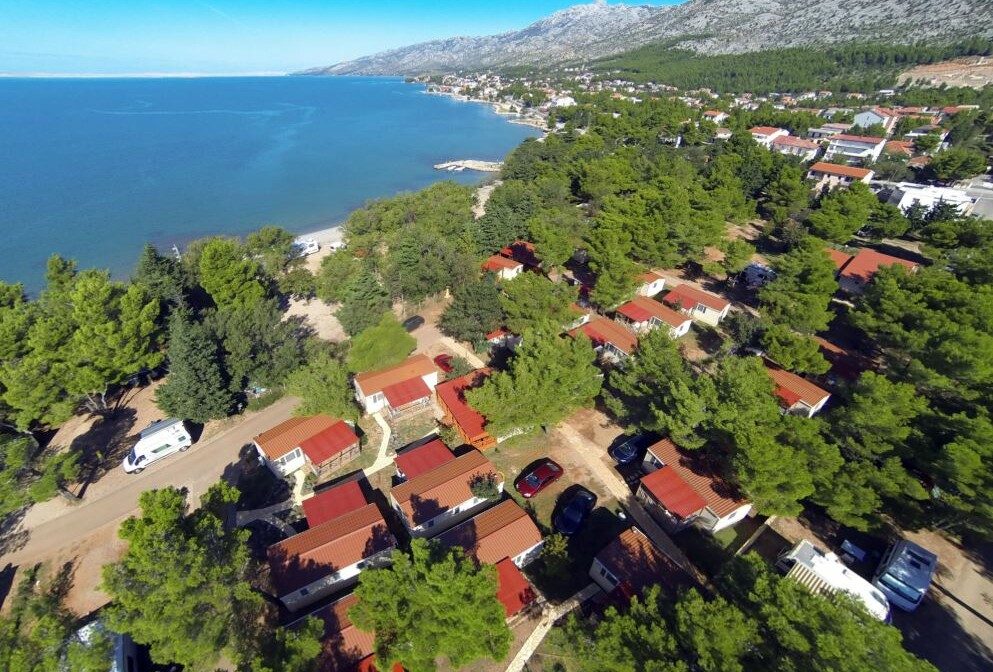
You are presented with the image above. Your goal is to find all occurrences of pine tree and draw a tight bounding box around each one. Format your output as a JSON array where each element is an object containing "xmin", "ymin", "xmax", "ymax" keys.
[
  {"xmin": 336, "ymin": 268, "xmax": 391, "ymax": 337},
  {"xmin": 155, "ymin": 311, "xmax": 234, "ymax": 422}
]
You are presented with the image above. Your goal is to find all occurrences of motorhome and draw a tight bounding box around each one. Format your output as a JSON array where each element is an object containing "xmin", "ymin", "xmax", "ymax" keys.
[
  {"xmin": 122, "ymin": 418, "xmax": 192, "ymax": 474},
  {"xmin": 777, "ymin": 539, "xmax": 891, "ymax": 621},
  {"xmin": 292, "ymin": 237, "xmax": 320, "ymax": 257},
  {"xmin": 872, "ymin": 540, "xmax": 938, "ymax": 612}
]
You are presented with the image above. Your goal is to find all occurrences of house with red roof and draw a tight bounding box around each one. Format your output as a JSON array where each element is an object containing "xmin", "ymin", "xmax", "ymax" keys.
[
  {"xmin": 765, "ymin": 364, "xmax": 831, "ymax": 417},
  {"xmin": 614, "ymin": 296, "xmax": 692, "ymax": 338},
  {"xmin": 807, "ymin": 162, "xmax": 875, "ymax": 190},
  {"xmin": 393, "ymin": 437, "xmax": 455, "ymax": 481},
  {"xmin": 268, "ymin": 503, "xmax": 396, "ymax": 612},
  {"xmin": 772, "ymin": 135, "xmax": 820, "ymax": 162},
  {"xmin": 569, "ymin": 316, "xmax": 639, "ymax": 363},
  {"xmin": 436, "ymin": 499, "xmax": 544, "ymax": 569},
  {"xmin": 495, "ymin": 558, "xmax": 538, "ymax": 619},
  {"xmin": 500, "ymin": 240, "xmax": 542, "ymax": 269},
  {"xmin": 824, "ymin": 247, "xmax": 854, "ymax": 271},
  {"xmin": 289, "ymin": 593, "xmax": 404, "ymax": 672},
  {"xmin": 353, "ymin": 354, "xmax": 439, "ymax": 417},
  {"xmin": 436, "ymin": 369, "xmax": 497, "ymax": 450},
  {"xmin": 750, "ymin": 126, "xmax": 790, "ymax": 148},
  {"xmin": 703, "ymin": 110, "xmax": 728, "ymax": 124},
  {"xmin": 854, "ymin": 107, "xmax": 898, "ymax": 133},
  {"xmin": 636, "ymin": 270, "xmax": 667, "ymax": 297},
  {"xmin": 638, "ymin": 439, "xmax": 752, "ymax": 534},
  {"xmin": 302, "ymin": 478, "xmax": 370, "ymax": 527},
  {"xmin": 482, "ymin": 254, "xmax": 524, "ymax": 281},
  {"xmin": 486, "ymin": 327, "xmax": 523, "ymax": 351},
  {"xmin": 837, "ymin": 249, "xmax": 919, "ymax": 296},
  {"xmin": 589, "ymin": 527, "xmax": 690, "ymax": 596},
  {"xmin": 389, "ymin": 450, "xmax": 503, "ymax": 537},
  {"xmin": 661, "ymin": 284, "xmax": 731, "ymax": 326},
  {"xmin": 254, "ymin": 415, "xmax": 360, "ymax": 478}
]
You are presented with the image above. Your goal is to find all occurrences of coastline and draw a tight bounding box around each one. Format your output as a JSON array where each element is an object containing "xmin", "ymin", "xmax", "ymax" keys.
[{"xmin": 423, "ymin": 87, "xmax": 549, "ymax": 133}]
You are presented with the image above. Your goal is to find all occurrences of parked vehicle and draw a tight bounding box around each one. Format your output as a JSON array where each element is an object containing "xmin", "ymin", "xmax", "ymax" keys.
[
  {"xmin": 403, "ymin": 315, "xmax": 425, "ymax": 332},
  {"xmin": 608, "ymin": 434, "xmax": 654, "ymax": 464},
  {"xmin": 433, "ymin": 354, "xmax": 454, "ymax": 373},
  {"xmin": 122, "ymin": 419, "xmax": 192, "ymax": 474},
  {"xmin": 553, "ymin": 488, "xmax": 597, "ymax": 535},
  {"xmin": 515, "ymin": 459, "xmax": 563, "ymax": 498},
  {"xmin": 291, "ymin": 238, "xmax": 320, "ymax": 257},
  {"xmin": 872, "ymin": 540, "xmax": 938, "ymax": 612}
]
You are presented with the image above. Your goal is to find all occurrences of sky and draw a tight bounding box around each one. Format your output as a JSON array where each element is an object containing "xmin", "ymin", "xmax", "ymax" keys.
[{"xmin": 0, "ymin": 1, "xmax": 681, "ymax": 75}]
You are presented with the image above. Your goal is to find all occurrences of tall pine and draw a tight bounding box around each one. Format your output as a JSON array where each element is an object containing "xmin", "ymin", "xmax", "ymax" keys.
[{"xmin": 156, "ymin": 311, "xmax": 233, "ymax": 422}]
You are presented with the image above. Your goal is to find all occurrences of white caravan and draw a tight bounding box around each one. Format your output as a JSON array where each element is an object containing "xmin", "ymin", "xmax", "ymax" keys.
[{"xmin": 122, "ymin": 418, "xmax": 192, "ymax": 474}]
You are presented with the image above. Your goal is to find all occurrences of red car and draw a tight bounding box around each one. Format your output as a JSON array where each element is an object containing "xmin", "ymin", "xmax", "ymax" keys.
[
  {"xmin": 515, "ymin": 459, "xmax": 563, "ymax": 498},
  {"xmin": 433, "ymin": 354, "xmax": 454, "ymax": 373}
]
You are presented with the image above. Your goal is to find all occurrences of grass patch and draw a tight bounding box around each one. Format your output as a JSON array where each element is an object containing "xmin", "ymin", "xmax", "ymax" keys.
[{"xmin": 246, "ymin": 387, "xmax": 284, "ymax": 412}]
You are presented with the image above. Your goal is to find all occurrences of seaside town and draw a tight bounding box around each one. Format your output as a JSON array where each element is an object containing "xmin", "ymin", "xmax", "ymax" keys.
[{"xmin": 4, "ymin": 4, "xmax": 993, "ymax": 672}]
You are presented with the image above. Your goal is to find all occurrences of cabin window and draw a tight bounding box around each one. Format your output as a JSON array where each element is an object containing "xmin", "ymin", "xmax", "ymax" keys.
[
  {"xmin": 371, "ymin": 392, "xmax": 384, "ymax": 404},
  {"xmin": 151, "ymin": 443, "xmax": 173, "ymax": 454}
]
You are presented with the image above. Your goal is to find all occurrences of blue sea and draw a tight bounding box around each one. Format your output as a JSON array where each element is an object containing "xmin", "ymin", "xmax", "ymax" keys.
[{"xmin": 0, "ymin": 77, "xmax": 540, "ymax": 291}]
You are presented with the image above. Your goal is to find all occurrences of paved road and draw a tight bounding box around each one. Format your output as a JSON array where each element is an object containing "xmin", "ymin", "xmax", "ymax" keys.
[{"xmin": 1, "ymin": 396, "xmax": 298, "ymax": 567}]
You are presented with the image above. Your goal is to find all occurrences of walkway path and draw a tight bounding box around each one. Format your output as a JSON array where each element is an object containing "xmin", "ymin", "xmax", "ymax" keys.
[
  {"xmin": 504, "ymin": 582, "xmax": 601, "ymax": 672},
  {"xmin": 555, "ymin": 423, "xmax": 700, "ymax": 579},
  {"xmin": 364, "ymin": 412, "xmax": 395, "ymax": 476}
]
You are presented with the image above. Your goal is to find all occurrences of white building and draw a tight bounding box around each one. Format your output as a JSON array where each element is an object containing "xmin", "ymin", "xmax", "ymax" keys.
[
  {"xmin": 824, "ymin": 134, "xmax": 887, "ymax": 165},
  {"xmin": 772, "ymin": 135, "xmax": 821, "ymax": 162},
  {"xmin": 750, "ymin": 126, "xmax": 790, "ymax": 147},
  {"xmin": 886, "ymin": 183, "xmax": 976, "ymax": 215},
  {"xmin": 353, "ymin": 354, "xmax": 439, "ymax": 417}
]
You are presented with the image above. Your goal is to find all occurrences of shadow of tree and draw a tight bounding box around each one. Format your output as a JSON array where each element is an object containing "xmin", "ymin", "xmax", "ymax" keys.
[
  {"xmin": 69, "ymin": 407, "xmax": 137, "ymax": 499},
  {"xmin": 0, "ymin": 507, "xmax": 30, "ymax": 558}
]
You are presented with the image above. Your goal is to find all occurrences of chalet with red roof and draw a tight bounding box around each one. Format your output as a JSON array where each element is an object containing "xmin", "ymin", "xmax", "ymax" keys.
[
  {"xmin": 393, "ymin": 437, "xmax": 455, "ymax": 481},
  {"xmin": 703, "ymin": 110, "xmax": 729, "ymax": 124},
  {"xmin": 615, "ymin": 296, "xmax": 692, "ymax": 338},
  {"xmin": 766, "ymin": 364, "xmax": 831, "ymax": 418},
  {"xmin": 569, "ymin": 315, "xmax": 639, "ymax": 362},
  {"xmin": 268, "ymin": 503, "xmax": 396, "ymax": 612},
  {"xmin": 824, "ymin": 247, "xmax": 854, "ymax": 271},
  {"xmin": 750, "ymin": 126, "xmax": 790, "ymax": 148},
  {"xmin": 436, "ymin": 499, "xmax": 544, "ymax": 569},
  {"xmin": 837, "ymin": 249, "xmax": 919, "ymax": 295},
  {"xmin": 638, "ymin": 439, "xmax": 752, "ymax": 534},
  {"xmin": 589, "ymin": 527, "xmax": 690, "ymax": 597},
  {"xmin": 302, "ymin": 478, "xmax": 370, "ymax": 527},
  {"xmin": 807, "ymin": 162, "xmax": 874, "ymax": 190},
  {"xmin": 482, "ymin": 254, "xmax": 523, "ymax": 281},
  {"xmin": 772, "ymin": 135, "xmax": 820, "ymax": 162},
  {"xmin": 486, "ymin": 327, "xmax": 523, "ymax": 350},
  {"xmin": 661, "ymin": 284, "xmax": 731, "ymax": 326},
  {"xmin": 389, "ymin": 450, "xmax": 503, "ymax": 537},
  {"xmin": 495, "ymin": 558, "xmax": 538, "ymax": 619},
  {"xmin": 254, "ymin": 415, "xmax": 360, "ymax": 478},
  {"xmin": 500, "ymin": 240, "xmax": 541, "ymax": 269},
  {"xmin": 636, "ymin": 270, "xmax": 666, "ymax": 297},
  {"xmin": 436, "ymin": 369, "xmax": 497, "ymax": 450},
  {"xmin": 353, "ymin": 354, "xmax": 439, "ymax": 417}
]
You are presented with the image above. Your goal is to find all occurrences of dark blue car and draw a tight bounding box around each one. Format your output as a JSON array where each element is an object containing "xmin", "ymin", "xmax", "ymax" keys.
[
  {"xmin": 608, "ymin": 434, "xmax": 653, "ymax": 465},
  {"xmin": 553, "ymin": 488, "xmax": 597, "ymax": 535}
]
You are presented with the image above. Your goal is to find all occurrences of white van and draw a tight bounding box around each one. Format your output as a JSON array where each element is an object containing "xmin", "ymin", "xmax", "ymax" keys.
[{"xmin": 122, "ymin": 418, "xmax": 192, "ymax": 474}]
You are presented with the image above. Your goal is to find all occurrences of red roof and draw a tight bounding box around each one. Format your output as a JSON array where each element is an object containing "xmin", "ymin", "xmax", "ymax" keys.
[
  {"xmin": 500, "ymin": 241, "xmax": 541, "ymax": 267},
  {"xmin": 766, "ymin": 366, "xmax": 830, "ymax": 409},
  {"xmin": 750, "ymin": 126, "xmax": 785, "ymax": 136},
  {"xmin": 570, "ymin": 316, "xmax": 639, "ymax": 355},
  {"xmin": 885, "ymin": 140, "xmax": 914, "ymax": 156},
  {"xmin": 382, "ymin": 377, "xmax": 432, "ymax": 408},
  {"xmin": 302, "ymin": 480, "xmax": 368, "ymax": 527},
  {"xmin": 496, "ymin": 558, "xmax": 537, "ymax": 617},
  {"xmin": 300, "ymin": 420, "xmax": 360, "ymax": 466},
  {"xmin": 643, "ymin": 439, "xmax": 749, "ymax": 517},
  {"xmin": 616, "ymin": 296, "xmax": 690, "ymax": 329},
  {"xmin": 840, "ymin": 249, "xmax": 918, "ymax": 284},
  {"xmin": 831, "ymin": 134, "xmax": 885, "ymax": 144},
  {"xmin": 486, "ymin": 327, "xmax": 513, "ymax": 341},
  {"xmin": 773, "ymin": 136, "xmax": 820, "ymax": 150},
  {"xmin": 661, "ymin": 284, "xmax": 730, "ymax": 313},
  {"xmin": 809, "ymin": 162, "xmax": 873, "ymax": 179},
  {"xmin": 641, "ymin": 466, "xmax": 708, "ymax": 518},
  {"xmin": 394, "ymin": 438, "xmax": 455, "ymax": 480},
  {"xmin": 824, "ymin": 247, "xmax": 854, "ymax": 270},
  {"xmin": 482, "ymin": 255, "xmax": 522, "ymax": 272},
  {"xmin": 436, "ymin": 369, "xmax": 491, "ymax": 442}
]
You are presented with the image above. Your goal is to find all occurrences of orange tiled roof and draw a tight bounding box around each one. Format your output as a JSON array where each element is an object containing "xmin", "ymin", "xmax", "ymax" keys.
[
  {"xmin": 595, "ymin": 527, "xmax": 689, "ymax": 594},
  {"xmin": 570, "ymin": 316, "xmax": 639, "ymax": 355},
  {"xmin": 765, "ymin": 365, "xmax": 831, "ymax": 409},
  {"xmin": 354, "ymin": 354, "xmax": 436, "ymax": 398},
  {"xmin": 482, "ymin": 255, "xmax": 523, "ymax": 272},
  {"xmin": 302, "ymin": 479, "xmax": 368, "ymax": 526},
  {"xmin": 840, "ymin": 249, "xmax": 918, "ymax": 284},
  {"xmin": 645, "ymin": 439, "xmax": 749, "ymax": 517},
  {"xmin": 773, "ymin": 136, "xmax": 820, "ymax": 150},
  {"xmin": 617, "ymin": 296, "xmax": 690, "ymax": 329},
  {"xmin": 390, "ymin": 451, "xmax": 501, "ymax": 526},
  {"xmin": 661, "ymin": 284, "xmax": 730, "ymax": 313},
  {"xmin": 824, "ymin": 247, "xmax": 854, "ymax": 270},
  {"xmin": 394, "ymin": 438, "xmax": 456, "ymax": 480},
  {"xmin": 750, "ymin": 126, "xmax": 785, "ymax": 136},
  {"xmin": 436, "ymin": 499, "xmax": 542, "ymax": 565},
  {"xmin": 809, "ymin": 162, "xmax": 873, "ymax": 179},
  {"xmin": 255, "ymin": 415, "xmax": 343, "ymax": 460},
  {"xmin": 436, "ymin": 369, "xmax": 492, "ymax": 442}
]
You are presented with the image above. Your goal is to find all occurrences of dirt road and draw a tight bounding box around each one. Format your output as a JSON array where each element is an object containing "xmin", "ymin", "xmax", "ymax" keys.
[{"xmin": 1, "ymin": 396, "xmax": 298, "ymax": 569}]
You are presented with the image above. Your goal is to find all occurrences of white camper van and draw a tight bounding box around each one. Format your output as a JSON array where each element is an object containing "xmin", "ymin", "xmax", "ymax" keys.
[{"xmin": 122, "ymin": 418, "xmax": 192, "ymax": 474}]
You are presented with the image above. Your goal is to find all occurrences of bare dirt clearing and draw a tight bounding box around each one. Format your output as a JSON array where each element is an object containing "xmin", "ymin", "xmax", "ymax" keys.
[{"xmin": 900, "ymin": 57, "xmax": 993, "ymax": 89}]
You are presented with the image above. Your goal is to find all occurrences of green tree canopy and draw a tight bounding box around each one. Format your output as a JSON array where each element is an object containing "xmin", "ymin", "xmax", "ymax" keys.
[
  {"xmin": 927, "ymin": 147, "xmax": 988, "ymax": 182},
  {"xmin": 155, "ymin": 311, "xmax": 234, "ymax": 422},
  {"xmin": 316, "ymin": 251, "xmax": 362, "ymax": 304},
  {"xmin": 499, "ymin": 273, "xmax": 578, "ymax": 336},
  {"xmin": 758, "ymin": 237, "xmax": 839, "ymax": 334},
  {"xmin": 346, "ymin": 313, "xmax": 416, "ymax": 373},
  {"xmin": 337, "ymin": 267, "xmax": 391, "ymax": 337},
  {"xmin": 286, "ymin": 349, "xmax": 359, "ymax": 421},
  {"xmin": 198, "ymin": 238, "xmax": 268, "ymax": 309},
  {"xmin": 439, "ymin": 275, "xmax": 504, "ymax": 344},
  {"xmin": 350, "ymin": 539, "xmax": 511, "ymax": 672}
]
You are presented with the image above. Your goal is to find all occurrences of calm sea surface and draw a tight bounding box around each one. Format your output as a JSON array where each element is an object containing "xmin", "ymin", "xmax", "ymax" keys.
[{"xmin": 0, "ymin": 77, "xmax": 539, "ymax": 291}]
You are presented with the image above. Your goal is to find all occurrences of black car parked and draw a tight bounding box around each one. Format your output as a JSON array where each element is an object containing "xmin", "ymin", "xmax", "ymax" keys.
[{"xmin": 553, "ymin": 487, "xmax": 597, "ymax": 535}]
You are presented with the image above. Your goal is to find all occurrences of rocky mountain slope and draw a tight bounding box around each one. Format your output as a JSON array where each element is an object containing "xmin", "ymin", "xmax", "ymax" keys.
[{"xmin": 301, "ymin": 0, "xmax": 993, "ymax": 76}]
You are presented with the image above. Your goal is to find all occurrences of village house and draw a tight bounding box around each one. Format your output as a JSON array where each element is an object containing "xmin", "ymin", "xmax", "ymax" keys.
[
  {"xmin": 837, "ymin": 248, "xmax": 919, "ymax": 295},
  {"xmin": 254, "ymin": 415, "xmax": 360, "ymax": 478},
  {"xmin": 772, "ymin": 135, "xmax": 821, "ymax": 162},
  {"xmin": 290, "ymin": 594, "xmax": 403, "ymax": 672},
  {"xmin": 749, "ymin": 126, "xmax": 790, "ymax": 147},
  {"xmin": 614, "ymin": 295, "xmax": 693, "ymax": 338},
  {"xmin": 500, "ymin": 240, "xmax": 542, "ymax": 269},
  {"xmin": 436, "ymin": 499, "xmax": 544, "ymax": 568},
  {"xmin": 806, "ymin": 162, "xmax": 875, "ymax": 190},
  {"xmin": 486, "ymin": 327, "xmax": 524, "ymax": 350},
  {"xmin": 394, "ymin": 437, "xmax": 456, "ymax": 481},
  {"xmin": 884, "ymin": 140, "xmax": 915, "ymax": 157},
  {"xmin": 807, "ymin": 123, "xmax": 852, "ymax": 140},
  {"xmin": 436, "ymin": 369, "xmax": 498, "ymax": 450},
  {"xmin": 766, "ymin": 364, "xmax": 832, "ymax": 418},
  {"xmin": 268, "ymin": 503, "xmax": 396, "ymax": 612},
  {"xmin": 389, "ymin": 449, "xmax": 503, "ymax": 537},
  {"xmin": 494, "ymin": 558, "xmax": 539, "ymax": 619},
  {"xmin": 589, "ymin": 527, "xmax": 689, "ymax": 597},
  {"xmin": 569, "ymin": 315, "xmax": 639, "ymax": 363},
  {"xmin": 714, "ymin": 127, "xmax": 733, "ymax": 140},
  {"xmin": 636, "ymin": 270, "xmax": 666, "ymax": 297},
  {"xmin": 639, "ymin": 439, "xmax": 753, "ymax": 534},
  {"xmin": 886, "ymin": 183, "xmax": 975, "ymax": 215},
  {"xmin": 301, "ymin": 477, "xmax": 369, "ymax": 527},
  {"xmin": 481, "ymin": 254, "xmax": 524, "ymax": 281},
  {"xmin": 702, "ymin": 110, "xmax": 729, "ymax": 124},
  {"xmin": 823, "ymin": 134, "xmax": 887, "ymax": 165},
  {"xmin": 661, "ymin": 284, "xmax": 731, "ymax": 326},
  {"xmin": 853, "ymin": 107, "xmax": 898, "ymax": 133},
  {"xmin": 353, "ymin": 354, "xmax": 439, "ymax": 417}
]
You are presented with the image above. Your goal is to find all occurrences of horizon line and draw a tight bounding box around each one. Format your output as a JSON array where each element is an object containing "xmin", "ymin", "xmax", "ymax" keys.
[{"xmin": 0, "ymin": 71, "xmax": 291, "ymax": 79}]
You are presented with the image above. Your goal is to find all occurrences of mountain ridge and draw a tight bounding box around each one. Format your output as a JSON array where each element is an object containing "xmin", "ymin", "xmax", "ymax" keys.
[{"xmin": 300, "ymin": 0, "xmax": 993, "ymax": 76}]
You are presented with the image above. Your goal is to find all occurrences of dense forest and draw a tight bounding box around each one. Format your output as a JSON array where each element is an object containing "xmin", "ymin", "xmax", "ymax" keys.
[{"xmin": 591, "ymin": 38, "xmax": 993, "ymax": 94}]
